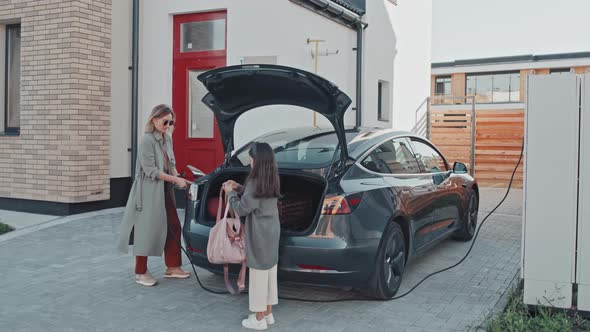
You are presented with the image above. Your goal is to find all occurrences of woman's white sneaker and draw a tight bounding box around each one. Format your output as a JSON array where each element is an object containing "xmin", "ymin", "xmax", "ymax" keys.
[
  {"xmin": 242, "ymin": 314, "xmax": 268, "ymax": 330},
  {"xmin": 135, "ymin": 272, "xmax": 157, "ymax": 286}
]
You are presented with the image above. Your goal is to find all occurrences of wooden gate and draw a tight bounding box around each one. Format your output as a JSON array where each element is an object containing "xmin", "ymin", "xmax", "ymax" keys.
[
  {"xmin": 474, "ymin": 110, "xmax": 524, "ymax": 188},
  {"xmin": 425, "ymin": 100, "xmax": 524, "ymax": 188}
]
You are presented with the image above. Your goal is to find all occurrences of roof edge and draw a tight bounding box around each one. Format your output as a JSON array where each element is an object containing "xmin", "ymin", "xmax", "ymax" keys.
[
  {"xmin": 330, "ymin": 0, "xmax": 366, "ymax": 15},
  {"xmin": 432, "ymin": 51, "xmax": 590, "ymax": 69}
]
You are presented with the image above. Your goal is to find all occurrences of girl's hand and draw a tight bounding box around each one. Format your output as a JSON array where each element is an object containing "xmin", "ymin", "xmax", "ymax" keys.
[
  {"xmin": 226, "ymin": 180, "xmax": 238, "ymax": 190},
  {"xmin": 222, "ymin": 182, "xmax": 234, "ymax": 192}
]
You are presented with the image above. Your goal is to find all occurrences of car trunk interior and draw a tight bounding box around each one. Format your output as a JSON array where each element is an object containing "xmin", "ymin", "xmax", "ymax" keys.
[{"xmin": 201, "ymin": 169, "xmax": 326, "ymax": 233}]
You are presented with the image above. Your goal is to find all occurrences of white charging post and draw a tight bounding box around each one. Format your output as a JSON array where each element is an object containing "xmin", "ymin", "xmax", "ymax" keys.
[{"xmin": 522, "ymin": 73, "xmax": 589, "ymax": 310}]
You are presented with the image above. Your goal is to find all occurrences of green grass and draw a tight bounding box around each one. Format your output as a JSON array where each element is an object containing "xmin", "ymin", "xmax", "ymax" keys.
[
  {"xmin": 487, "ymin": 289, "xmax": 590, "ymax": 332},
  {"xmin": 0, "ymin": 222, "xmax": 15, "ymax": 235}
]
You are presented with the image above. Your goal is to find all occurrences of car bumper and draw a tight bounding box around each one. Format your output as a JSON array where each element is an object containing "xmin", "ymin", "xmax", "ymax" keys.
[{"xmin": 183, "ymin": 222, "xmax": 380, "ymax": 288}]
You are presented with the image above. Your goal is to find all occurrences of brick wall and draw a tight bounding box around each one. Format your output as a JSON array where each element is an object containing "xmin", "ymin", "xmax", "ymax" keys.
[{"xmin": 0, "ymin": 0, "xmax": 112, "ymax": 203}]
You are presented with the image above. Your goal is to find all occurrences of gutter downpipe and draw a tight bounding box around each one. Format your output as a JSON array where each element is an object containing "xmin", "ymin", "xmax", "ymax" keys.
[
  {"xmin": 354, "ymin": 21, "xmax": 364, "ymax": 130},
  {"xmin": 130, "ymin": 0, "xmax": 139, "ymax": 179}
]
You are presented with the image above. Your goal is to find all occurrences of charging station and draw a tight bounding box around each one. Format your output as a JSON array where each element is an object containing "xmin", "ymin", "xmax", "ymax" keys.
[{"xmin": 522, "ymin": 73, "xmax": 589, "ymax": 310}]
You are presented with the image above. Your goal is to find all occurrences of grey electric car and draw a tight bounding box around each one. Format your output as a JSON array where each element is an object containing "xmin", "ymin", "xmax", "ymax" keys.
[{"xmin": 183, "ymin": 64, "xmax": 479, "ymax": 299}]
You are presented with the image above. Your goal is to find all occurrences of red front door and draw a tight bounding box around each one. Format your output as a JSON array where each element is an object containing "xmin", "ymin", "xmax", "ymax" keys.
[{"xmin": 172, "ymin": 11, "xmax": 227, "ymax": 179}]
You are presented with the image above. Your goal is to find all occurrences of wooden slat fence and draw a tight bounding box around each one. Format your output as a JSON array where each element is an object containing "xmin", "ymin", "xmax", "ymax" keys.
[
  {"xmin": 474, "ymin": 110, "xmax": 524, "ymax": 188},
  {"xmin": 429, "ymin": 109, "xmax": 524, "ymax": 188},
  {"xmin": 429, "ymin": 110, "xmax": 473, "ymax": 170}
]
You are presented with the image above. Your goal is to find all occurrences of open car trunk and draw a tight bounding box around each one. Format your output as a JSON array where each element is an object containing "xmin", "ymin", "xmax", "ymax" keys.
[{"xmin": 201, "ymin": 169, "xmax": 326, "ymax": 233}]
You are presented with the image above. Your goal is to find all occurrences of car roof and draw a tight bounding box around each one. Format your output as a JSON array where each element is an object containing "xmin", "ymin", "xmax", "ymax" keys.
[
  {"xmin": 250, "ymin": 125, "xmax": 429, "ymax": 160},
  {"xmin": 345, "ymin": 127, "xmax": 427, "ymax": 159}
]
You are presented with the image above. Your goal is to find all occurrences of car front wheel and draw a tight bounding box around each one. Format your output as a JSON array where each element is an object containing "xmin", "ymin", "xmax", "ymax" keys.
[
  {"xmin": 369, "ymin": 222, "xmax": 406, "ymax": 300},
  {"xmin": 453, "ymin": 189, "xmax": 478, "ymax": 241}
]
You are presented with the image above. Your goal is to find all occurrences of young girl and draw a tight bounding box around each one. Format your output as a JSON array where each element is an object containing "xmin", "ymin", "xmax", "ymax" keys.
[{"xmin": 223, "ymin": 142, "xmax": 281, "ymax": 331}]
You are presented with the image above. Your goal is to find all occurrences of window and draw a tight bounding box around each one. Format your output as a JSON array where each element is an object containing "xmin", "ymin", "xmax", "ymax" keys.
[
  {"xmin": 361, "ymin": 138, "xmax": 421, "ymax": 174},
  {"xmin": 234, "ymin": 131, "xmax": 359, "ymax": 169},
  {"xmin": 492, "ymin": 73, "xmax": 510, "ymax": 102},
  {"xmin": 510, "ymin": 74, "xmax": 520, "ymax": 102},
  {"xmin": 410, "ymin": 138, "xmax": 448, "ymax": 173},
  {"xmin": 550, "ymin": 68, "xmax": 571, "ymax": 74},
  {"xmin": 434, "ymin": 76, "xmax": 453, "ymax": 104},
  {"xmin": 377, "ymin": 80, "xmax": 390, "ymax": 121},
  {"xmin": 4, "ymin": 24, "xmax": 20, "ymax": 134},
  {"xmin": 188, "ymin": 70, "xmax": 213, "ymax": 138},
  {"xmin": 180, "ymin": 19, "xmax": 225, "ymax": 53},
  {"xmin": 435, "ymin": 76, "xmax": 452, "ymax": 96},
  {"xmin": 465, "ymin": 72, "xmax": 520, "ymax": 103}
]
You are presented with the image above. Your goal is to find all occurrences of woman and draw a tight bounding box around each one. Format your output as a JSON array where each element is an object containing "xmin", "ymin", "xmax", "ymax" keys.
[
  {"xmin": 223, "ymin": 142, "xmax": 281, "ymax": 331},
  {"xmin": 117, "ymin": 104, "xmax": 192, "ymax": 287}
]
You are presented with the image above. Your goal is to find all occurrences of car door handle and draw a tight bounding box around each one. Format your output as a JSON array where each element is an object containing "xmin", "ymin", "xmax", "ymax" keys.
[{"xmin": 461, "ymin": 184, "xmax": 467, "ymax": 188}]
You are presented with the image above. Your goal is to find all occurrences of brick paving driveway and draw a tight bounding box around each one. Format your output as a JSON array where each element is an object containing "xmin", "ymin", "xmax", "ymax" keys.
[{"xmin": 0, "ymin": 188, "xmax": 522, "ymax": 332}]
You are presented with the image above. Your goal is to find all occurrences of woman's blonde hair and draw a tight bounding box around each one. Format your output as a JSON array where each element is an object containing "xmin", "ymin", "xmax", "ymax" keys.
[{"xmin": 145, "ymin": 104, "xmax": 175, "ymax": 133}]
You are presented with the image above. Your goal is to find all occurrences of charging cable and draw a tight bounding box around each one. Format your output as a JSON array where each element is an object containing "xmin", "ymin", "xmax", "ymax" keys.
[{"xmin": 171, "ymin": 139, "xmax": 524, "ymax": 302}]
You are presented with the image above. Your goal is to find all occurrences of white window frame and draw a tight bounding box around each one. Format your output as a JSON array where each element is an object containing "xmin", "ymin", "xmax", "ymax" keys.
[{"xmin": 378, "ymin": 80, "xmax": 391, "ymax": 122}]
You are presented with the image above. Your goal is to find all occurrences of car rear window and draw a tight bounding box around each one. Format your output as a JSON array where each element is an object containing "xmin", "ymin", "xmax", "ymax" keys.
[{"xmin": 234, "ymin": 130, "xmax": 358, "ymax": 169}]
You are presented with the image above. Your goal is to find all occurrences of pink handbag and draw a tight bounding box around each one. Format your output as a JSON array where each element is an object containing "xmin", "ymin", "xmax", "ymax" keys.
[{"xmin": 207, "ymin": 188, "xmax": 247, "ymax": 294}]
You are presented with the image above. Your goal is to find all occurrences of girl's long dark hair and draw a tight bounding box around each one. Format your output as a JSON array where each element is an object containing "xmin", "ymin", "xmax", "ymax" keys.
[{"xmin": 246, "ymin": 142, "xmax": 280, "ymax": 198}]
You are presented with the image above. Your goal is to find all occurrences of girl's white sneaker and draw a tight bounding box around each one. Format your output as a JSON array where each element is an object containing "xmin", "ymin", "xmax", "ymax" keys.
[
  {"xmin": 249, "ymin": 313, "xmax": 274, "ymax": 325},
  {"xmin": 242, "ymin": 314, "xmax": 268, "ymax": 330}
]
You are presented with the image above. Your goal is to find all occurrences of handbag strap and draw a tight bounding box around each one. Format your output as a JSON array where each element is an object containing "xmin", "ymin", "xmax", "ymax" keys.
[
  {"xmin": 223, "ymin": 198, "xmax": 232, "ymax": 220},
  {"xmin": 225, "ymin": 191, "xmax": 239, "ymax": 218},
  {"xmin": 220, "ymin": 191, "xmax": 246, "ymax": 295},
  {"xmin": 223, "ymin": 262, "xmax": 247, "ymax": 295},
  {"xmin": 216, "ymin": 187, "xmax": 240, "ymax": 224},
  {"xmin": 216, "ymin": 188, "xmax": 224, "ymax": 222},
  {"xmin": 222, "ymin": 238, "xmax": 247, "ymax": 295},
  {"xmin": 223, "ymin": 265, "xmax": 237, "ymax": 295}
]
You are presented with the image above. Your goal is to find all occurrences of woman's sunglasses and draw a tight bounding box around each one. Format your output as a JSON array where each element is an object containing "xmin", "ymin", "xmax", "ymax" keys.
[{"xmin": 162, "ymin": 120, "xmax": 175, "ymax": 126}]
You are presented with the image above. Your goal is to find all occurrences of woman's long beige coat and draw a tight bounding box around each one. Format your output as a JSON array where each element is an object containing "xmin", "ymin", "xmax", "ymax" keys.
[{"xmin": 117, "ymin": 131, "xmax": 176, "ymax": 256}]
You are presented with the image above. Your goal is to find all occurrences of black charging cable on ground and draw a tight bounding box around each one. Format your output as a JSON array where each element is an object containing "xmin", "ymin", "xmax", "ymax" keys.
[{"xmin": 171, "ymin": 139, "xmax": 524, "ymax": 302}]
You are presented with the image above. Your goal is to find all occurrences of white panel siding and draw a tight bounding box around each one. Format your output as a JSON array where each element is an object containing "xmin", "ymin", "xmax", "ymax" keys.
[{"xmin": 110, "ymin": 0, "xmax": 133, "ymax": 178}]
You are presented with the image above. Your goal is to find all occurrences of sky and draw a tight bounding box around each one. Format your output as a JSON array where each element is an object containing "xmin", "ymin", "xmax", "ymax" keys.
[{"xmin": 431, "ymin": 0, "xmax": 590, "ymax": 62}]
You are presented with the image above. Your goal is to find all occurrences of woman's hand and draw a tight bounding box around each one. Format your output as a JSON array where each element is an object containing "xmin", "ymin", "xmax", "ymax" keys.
[{"xmin": 174, "ymin": 177, "xmax": 189, "ymax": 189}]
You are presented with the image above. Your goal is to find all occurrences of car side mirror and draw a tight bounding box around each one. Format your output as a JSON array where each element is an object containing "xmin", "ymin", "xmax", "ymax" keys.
[{"xmin": 453, "ymin": 162, "xmax": 468, "ymax": 174}]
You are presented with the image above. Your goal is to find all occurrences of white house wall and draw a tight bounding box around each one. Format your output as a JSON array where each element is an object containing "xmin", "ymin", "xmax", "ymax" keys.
[
  {"xmin": 139, "ymin": 0, "xmax": 398, "ymax": 148},
  {"xmin": 110, "ymin": 0, "xmax": 133, "ymax": 178},
  {"xmin": 362, "ymin": 0, "xmax": 396, "ymax": 129},
  {"xmin": 389, "ymin": 0, "xmax": 432, "ymax": 131}
]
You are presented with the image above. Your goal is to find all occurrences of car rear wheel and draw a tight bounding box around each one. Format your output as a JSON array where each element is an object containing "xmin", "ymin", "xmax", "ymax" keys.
[
  {"xmin": 453, "ymin": 189, "xmax": 478, "ymax": 241},
  {"xmin": 369, "ymin": 222, "xmax": 406, "ymax": 300}
]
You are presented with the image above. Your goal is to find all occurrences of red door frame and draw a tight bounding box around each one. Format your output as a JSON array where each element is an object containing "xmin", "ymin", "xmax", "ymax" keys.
[{"xmin": 172, "ymin": 11, "xmax": 227, "ymax": 179}]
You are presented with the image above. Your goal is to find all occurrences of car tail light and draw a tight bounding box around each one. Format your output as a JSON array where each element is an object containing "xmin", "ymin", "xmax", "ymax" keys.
[
  {"xmin": 187, "ymin": 246, "xmax": 202, "ymax": 253},
  {"xmin": 321, "ymin": 193, "xmax": 363, "ymax": 215}
]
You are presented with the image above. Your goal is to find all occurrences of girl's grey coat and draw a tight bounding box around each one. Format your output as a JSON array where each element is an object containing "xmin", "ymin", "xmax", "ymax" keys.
[
  {"xmin": 228, "ymin": 180, "xmax": 280, "ymax": 270},
  {"xmin": 117, "ymin": 131, "xmax": 176, "ymax": 256}
]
